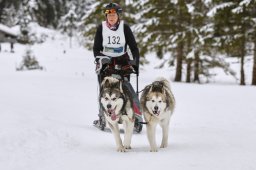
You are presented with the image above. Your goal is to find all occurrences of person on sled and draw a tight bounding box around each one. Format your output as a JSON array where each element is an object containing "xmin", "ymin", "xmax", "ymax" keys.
[{"xmin": 93, "ymin": 2, "xmax": 142, "ymax": 132}]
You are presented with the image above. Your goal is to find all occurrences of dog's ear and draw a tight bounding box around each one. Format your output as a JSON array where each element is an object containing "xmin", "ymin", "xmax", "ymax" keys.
[
  {"xmin": 162, "ymin": 88, "xmax": 166, "ymax": 96},
  {"xmin": 103, "ymin": 78, "xmax": 111, "ymax": 88},
  {"xmin": 149, "ymin": 86, "xmax": 153, "ymax": 93},
  {"xmin": 119, "ymin": 81, "xmax": 123, "ymax": 93},
  {"xmin": 161, "ymin": 87, "xmax": 165, "ymax": 94}
]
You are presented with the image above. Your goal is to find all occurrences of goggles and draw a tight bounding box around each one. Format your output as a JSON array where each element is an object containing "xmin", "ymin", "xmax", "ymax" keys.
[{"xmin": 105, "ymin": 9, "xmax": 117, "ymax": 14}]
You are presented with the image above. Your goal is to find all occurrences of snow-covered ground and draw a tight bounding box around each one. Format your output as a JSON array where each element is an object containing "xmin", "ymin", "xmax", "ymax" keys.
[{"xmin": 0, "ymin": 35, "xmax": 256, "ymax": 170}]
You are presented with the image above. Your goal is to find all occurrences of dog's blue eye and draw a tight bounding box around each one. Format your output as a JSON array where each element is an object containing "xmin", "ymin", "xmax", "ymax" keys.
[
  {"xmin": 105, "ymin": 97, "xmax": 109, "ymax": 101},
  {"xmin": 112, "ymin": 98, "xmax": 116, "ymax": 101}
]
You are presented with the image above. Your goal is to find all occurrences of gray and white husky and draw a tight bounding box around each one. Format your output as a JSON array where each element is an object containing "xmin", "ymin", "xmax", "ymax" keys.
[
  {"xmin": 140, "ymin": 77, "xmax": 175, "ymax": 152},
  {"xmin": 100, "ymin": 77, "xmax": 135, "ymax": 152}
]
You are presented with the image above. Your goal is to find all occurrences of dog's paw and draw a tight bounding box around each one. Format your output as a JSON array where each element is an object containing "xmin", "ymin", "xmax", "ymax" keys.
[
  {"xmin": 150, "ymin": 147, "xmax": 158, "ymax": 152},
  {"xmin": 117, "ymin": 146, "xmax": 126, "ymax": 152},
  {"xmin": 124, "ymin": 145, "xmax": 132, "ymax": 149},
  {"xmin": 160, "ymin": 143, "xmax": 168, "ymax": 148}
]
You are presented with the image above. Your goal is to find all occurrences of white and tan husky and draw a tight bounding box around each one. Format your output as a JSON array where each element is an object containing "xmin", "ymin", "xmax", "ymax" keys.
[
  {"xmin": 140, "ymin": 77, "xmax": 175, "ymax": 152},
  {"xmin": 100, "ymin": 77, "xmax": 135, "ymax": 152}
]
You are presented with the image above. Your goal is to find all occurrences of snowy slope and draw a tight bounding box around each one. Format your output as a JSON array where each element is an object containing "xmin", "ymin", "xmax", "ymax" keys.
[{"xmin": 0, "ymin": 35, "xmax": 256, "ymax": 170}]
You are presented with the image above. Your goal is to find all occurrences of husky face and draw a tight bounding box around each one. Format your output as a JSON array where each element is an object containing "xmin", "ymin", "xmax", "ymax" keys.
[
  {"xmin": 100, "ymin": 85, "xmax": 124, "ymax": 121},
  {"xmin": 146, "ymin": 92, "xmax": 167, "ymax": 117}
]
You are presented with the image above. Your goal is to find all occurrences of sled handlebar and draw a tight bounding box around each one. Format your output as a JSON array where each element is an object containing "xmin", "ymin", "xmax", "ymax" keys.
[{"xmin": 95, "ymin": 56, "xmax": 138, "ymax": 76}]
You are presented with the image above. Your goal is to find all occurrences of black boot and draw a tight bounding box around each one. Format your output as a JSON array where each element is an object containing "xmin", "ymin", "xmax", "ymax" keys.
[
  {"xmin": 134, "ymin": 115, "xmax": 143, "ymax": 133},
  {"xmin": 99, "ymin": 115, "xmax": 106, "ymax": 130},
  {"xmin": 93, "ymin": 113, "xmax": 106, "ymax": 131}
]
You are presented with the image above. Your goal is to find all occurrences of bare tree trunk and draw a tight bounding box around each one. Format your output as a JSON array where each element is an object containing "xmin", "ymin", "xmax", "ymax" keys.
[
  {"xmin": 240, "ymin": 55, "xmax": 245, "ymax": 85},
  {"xmin": 174, "ymin": 41, "xmax": 183, "ymax": 82},
  {"xmin": 252, "ymin": 30, "xmax": 256, "ymax": 85},
  {"xmin": 186, "ymin": 58, "xmax": 192, "ymax": 83},
  {"xmin": 186, "ymin": 14, "xmax": 192, "ymax": 83},
  {"xmin": 194, "ymin": 50, "xmax": 200, "ymax": 83},
  {"xmin": 240, "ymin": 35, "xmax": 246, "ymax": 86}
]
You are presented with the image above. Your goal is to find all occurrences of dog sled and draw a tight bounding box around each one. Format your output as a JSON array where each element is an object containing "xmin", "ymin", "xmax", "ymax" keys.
[{"xmin": 93, "ymin": 55, "xmax": 143, "ymax": 133}]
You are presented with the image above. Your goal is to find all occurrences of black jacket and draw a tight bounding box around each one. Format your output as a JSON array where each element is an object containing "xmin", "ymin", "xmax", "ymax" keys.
[{"xmin": 93, "ymin": 22, "xmax": 140, "ymax": 68}]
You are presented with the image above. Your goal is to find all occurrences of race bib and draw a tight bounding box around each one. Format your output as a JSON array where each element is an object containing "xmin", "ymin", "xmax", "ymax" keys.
[{"xmin": 102, "ymin": 21, "xmax": 126, "ymax": 57}]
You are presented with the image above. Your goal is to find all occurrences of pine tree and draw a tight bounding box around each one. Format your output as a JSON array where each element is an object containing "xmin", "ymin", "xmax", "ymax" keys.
[
  {"xmin": 24, "ymin": 0, "xmax": 66, "ymax": 28},
  {"xmin": 135, "ymin": 0, "xmax": 191, "ymax": 82},
  {"xmin": 0, "ymin": 0, "xmax": 20, "ymax": 25},
  {"xmin": 174, "ymin": 0, "xmax": 192, "ymax": 82},
  {"xmin": 245, "ymin": 0, "xmax": 256, "ymax": 85},
  {"xmin": 59, "ymin": 3, "xmax": 78, "ymax": 48},
  {"xmin": 211, "ymin": 0, "xmax": 254, "ymax": 85},
  {"xmin": 135, "ymin": 0, "xmax": 176, "ymax": 60},
  {"xmin": 253, "ymin": 29, "xmax": 256, "ymax": 85},
  {"xmin": 19, "ymin": 1, "xmax": 32, "ymax": 43},
  {"xmin": 185, "ymin": 0, "xmax": 214, "ymax": 83},
  {"xmin": 80, "ymin": 0, "xmax": 106, "ymax": 49}
]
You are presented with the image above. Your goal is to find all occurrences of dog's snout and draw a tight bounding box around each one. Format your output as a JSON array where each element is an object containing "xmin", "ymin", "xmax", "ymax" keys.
[
  {"xmin": 107, "ymin": 104, "xmax": 112, "ymax": 109},
  {"xmin": 154, "ymin": 106, "xmax": 158, "ymax": 110}
]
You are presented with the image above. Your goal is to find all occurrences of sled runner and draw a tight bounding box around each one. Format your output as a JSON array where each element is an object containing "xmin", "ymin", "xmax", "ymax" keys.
[{"xmin": 93, "ymin": 55, "xmax": 143, "ymax": 133}]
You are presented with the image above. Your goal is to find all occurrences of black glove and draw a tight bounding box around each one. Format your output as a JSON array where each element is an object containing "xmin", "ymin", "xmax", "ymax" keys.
[
  {"xmin": 132, "ymin": 65, "xmax": 139, "ymax": 75},
  {"xmin": 129, "ymin": 60, "xmax": 139, "ymax": 75},
  {"xmin": 95, "ymin": 56, "xmax": 111, "ymax": 74}
]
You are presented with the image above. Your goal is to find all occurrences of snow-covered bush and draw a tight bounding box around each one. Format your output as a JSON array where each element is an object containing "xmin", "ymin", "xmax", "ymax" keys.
[
  {"xmin": 17, "ymin": 22, "xmax": 54, "ymax": 44},
  {"xmin": 16, "ymin": 48, "xmax": 43, "ymax": 71}
]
